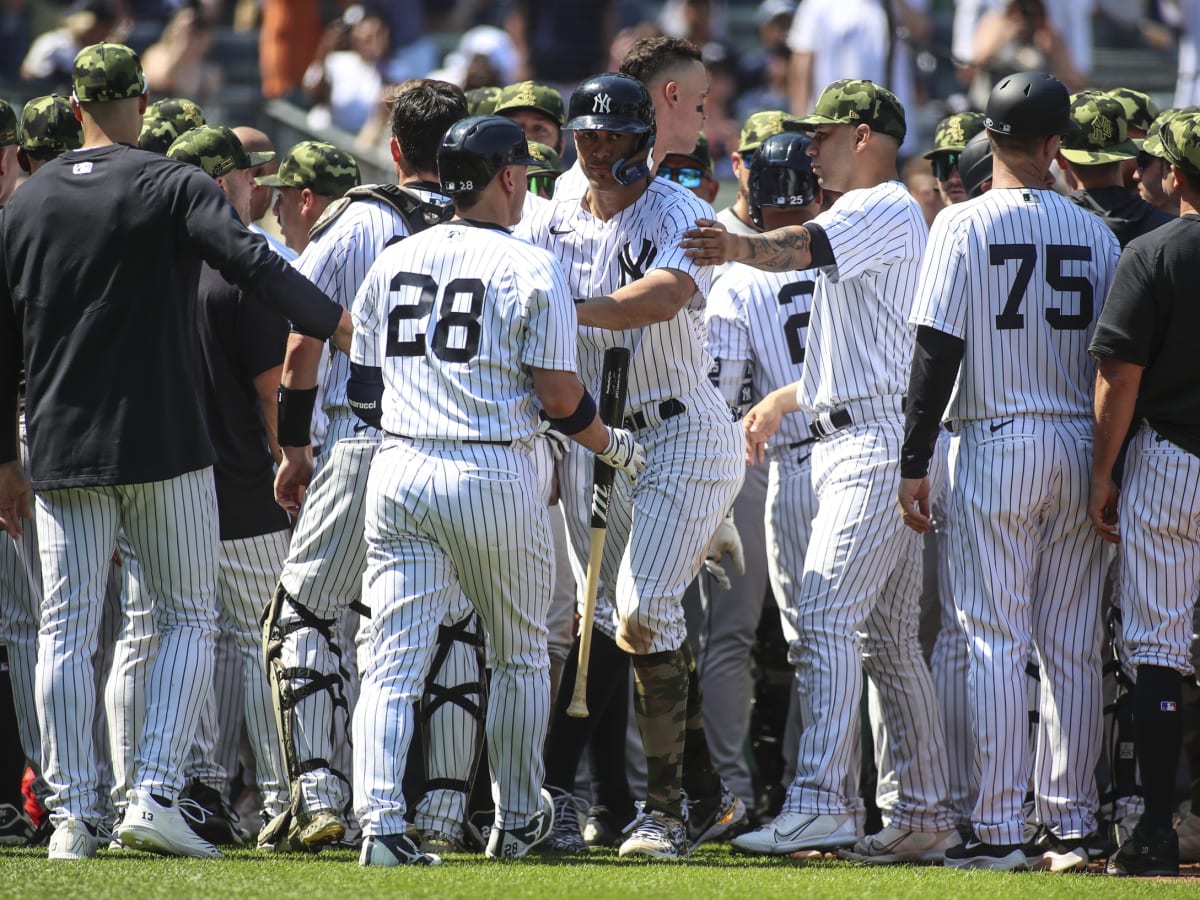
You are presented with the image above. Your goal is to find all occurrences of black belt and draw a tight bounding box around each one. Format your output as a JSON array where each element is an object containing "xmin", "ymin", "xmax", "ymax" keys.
[
  {"xmin": 807, "ymin": 397, "xmax": 907, "ymax": 441},
  {"xmin": 385, "ymin": 431, "xmax": 510, "ymax": 447},
  {"xmin": 789, "ymin": 437, "xmax": 817, "ymax": 449},
  {"xmin": 623, "ymin": 398, "xmax": 686, "ymax": 432}
]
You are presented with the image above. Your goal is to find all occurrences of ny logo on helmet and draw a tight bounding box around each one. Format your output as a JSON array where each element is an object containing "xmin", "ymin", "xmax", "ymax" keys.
[{"xmin": 593, "ymin": 93, "xmax": 612, "ymax": 114}]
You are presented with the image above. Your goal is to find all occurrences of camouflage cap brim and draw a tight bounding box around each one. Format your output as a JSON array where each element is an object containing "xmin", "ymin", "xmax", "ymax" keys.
[
  {"xmin": 1058, "ymin": 139, "xmax": 1139, "ymax": 165},
  {"xmin": 1142, "ymin": 131, "xmax": 1165, "ymax": 157},
  {"xmin": 245, "ymin": 149, "xmax": 275, "ymax": 168},
  {"xmin": 254, "ymin": 172, "xmax": 287, "ymax": 188}
]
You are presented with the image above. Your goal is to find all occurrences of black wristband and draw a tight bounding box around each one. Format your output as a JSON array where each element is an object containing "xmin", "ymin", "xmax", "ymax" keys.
[
  {"xmin": 277, "ymin": 385, "xmax": 318, "ymax": 447},
  {"xmin": 549, "ymin": 391, "xmax": 598, "ymax": 436}
]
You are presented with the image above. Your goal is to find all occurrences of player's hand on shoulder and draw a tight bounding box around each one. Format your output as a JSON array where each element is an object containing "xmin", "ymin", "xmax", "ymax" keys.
[
  {"xmin": 681, "ymin": 217, "xmax": 733, "ymax": 267},
  {"xmin": 597, "ymin": 427, "xmax": 646, "ymax": 480},
  {"xmin": 704, "ymin": 513, "xmax": 746, "ymax": 590},
  {"xmin": 1087, "ymin": 472, "xmax": 1121, "ymax": 544},
  {"xmin": 274, "ymin": 446, "xmax": 315, "ymax": 516},
  {"xmin": 0, "ymin": 460, "xmax": 32, "ymax": 540}
]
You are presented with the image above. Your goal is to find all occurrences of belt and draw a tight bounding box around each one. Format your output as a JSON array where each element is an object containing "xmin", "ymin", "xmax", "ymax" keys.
[
  {"xmin": 808, "ymin": 396, "xmax": 906, "ymax": 441},
  {"xmin": 623, "ymin": 398, "xmax": 686, "ymax": 432},
  {"xmin": 384, "ymin": 431, "xmax": 511, "ymax": 447},
  {"xmin": 789, "ymin": 437, "xmax": 817, "ymax": 449}
]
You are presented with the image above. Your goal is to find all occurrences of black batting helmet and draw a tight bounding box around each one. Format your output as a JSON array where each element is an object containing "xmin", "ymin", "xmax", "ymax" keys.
[
  {"xmin": 563, "ymin": 72, "xmax": 655, "ymax": 185},
  {"xmin": 958, "ymin": 130, "xmax": 993, "ymax": 199},
  {"xmin": 984, "ymin": 71, "xmax": 1079, "ymax": 137},
  {"xmin": 748, "ymin": 131, "xmax": 818, "ymax": 229},
  {"xmin": 437, "ymin": 115, "xmax": 538, "ymax": 195}
]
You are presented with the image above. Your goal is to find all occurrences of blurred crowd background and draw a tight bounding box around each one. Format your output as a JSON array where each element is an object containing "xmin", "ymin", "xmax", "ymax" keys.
[{"xmin": 0, "ymin": 0, "xmax": 1189, "ymax": 194}]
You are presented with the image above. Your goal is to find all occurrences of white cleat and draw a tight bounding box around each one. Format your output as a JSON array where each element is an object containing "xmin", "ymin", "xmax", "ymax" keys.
[
  {"xmin": 838, "ymin": 825, "xmax": 960, "ymax": 864},
  {"xmin": 116, "ymin": 789, "xmax": 222, "ymax": 859},
  {"xmin": 48, "ymin": 817, "xmax": 101, "ymax": 860},
  {"xmin": 730, "ymin": 811, "xmax": 857, "ymax": 856}
]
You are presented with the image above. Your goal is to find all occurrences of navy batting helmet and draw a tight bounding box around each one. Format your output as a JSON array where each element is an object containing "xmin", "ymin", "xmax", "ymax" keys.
[
  {"xmin": 748, "ymin": 131, "xmax": 818, "ymax": 229},
  {"xmin": 437, "ymin": 115, "xmax": 538, "ymax": 195},
  {"xmin": 984, "ymin": 71, "xmax": 1079, "ymax": 137},
  {"xmin": 958, "ymin": 130, "xmax": 994, "ymax": 199},
  {"xmin": 563, "ymin": 72, "xmax": 655, "ymax": 185}
]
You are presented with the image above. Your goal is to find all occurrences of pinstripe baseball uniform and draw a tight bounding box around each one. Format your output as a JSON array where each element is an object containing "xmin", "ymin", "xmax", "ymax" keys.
[
  {"xmin": 350, "ymin": 219, "xmax": 570, "ymax": 836},
  {"xmin": 704, "ymin": 261, "xmax": 817, "ymax": 808},
  {"xmin": 909, "ymin": 186, "xmax": 1120, "ymax": 846},
  {"xmin": 771, "ymin": 182, "xmax": 954, "ymax": 834},
  {"xmin": 517, "ymin": 178, "xmax": 744, "ymax": 659},
  {"xmin": 271, "ymin": 190, "xmax": 478, "ymax": 827}
]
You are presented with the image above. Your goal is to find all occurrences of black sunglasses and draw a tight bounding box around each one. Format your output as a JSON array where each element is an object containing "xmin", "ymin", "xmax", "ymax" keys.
[
  {"xmin": 931, "ymin": 152, "xmax": 962, "ymax": 181},
  {"xmin": 658, "ymin": 165, "xmax": 705, "ymax": 189},
  {"xmin": 740, "ymin": 150, "xmax": 756, "ymax": 169},
  {"xmin": 1136, "ymin": 151, "xmax": 1156, "ymax": 172}
]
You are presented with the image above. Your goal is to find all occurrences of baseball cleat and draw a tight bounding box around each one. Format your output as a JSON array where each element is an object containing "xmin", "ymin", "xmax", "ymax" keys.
[
  {"xmin": 582, "ymin": 805, "xmax": 627, "ymax": 848},
  {"xmin": 838, "ymin": 825, "xmax": 959, "ymax": 864},
  {"xmin": 360, "ymin": 831, "xmax": 441, "ymax": 867},
  {"xmin": 943, "ymin": 835, "xmax": 1027, "ymax": 871},
  {"xmin": 418, "ymin": 829, "xmax": 466, "ymax": 855},
  {"xmin": 116, "ymin": 789, "xmax": 222, "ymax": 859},
  {"xmin": 180, "ymin": 780, "xmax": 247, "ymax": 846},
  {"xmin": 619, "ymin": 810, "xmax": 690, "ymax": 859},
  {"xmin": 1107, "ymin": 823, "xmax": 1179, "ymax": 876},
  {"xmin": 685, "ymin": 786, "xmax": 747, "ymax": 849},
  {"xmin": 730, "ymin": 811, "xmax": 856, "ymax": 856},
  {"xmin": 0, "ymin": 803, "xmax": 35, "ymax": 846},
  {"xmin": 543, "ymin": 789, "xmax": 587, "ymax": 852},
  {"xmin": 292, "ymin": 808, "xmax": 347, "ymax": 850},
  {"xmin": 47, "ymin": 816, "xmax": 100, "ymax": 860},
  {"xmin": 485, "ymin": 789, "xmax": 555, "ymax": 859},
  {"xmin": 1021, "ymin": 825, "xmax": 1088, "ymax": 872}
]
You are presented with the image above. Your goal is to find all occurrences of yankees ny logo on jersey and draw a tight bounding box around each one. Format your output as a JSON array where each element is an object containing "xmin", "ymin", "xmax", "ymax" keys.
[{"xmin": 617, "ymin": 239, "xmax": 658, "ymax": 287}]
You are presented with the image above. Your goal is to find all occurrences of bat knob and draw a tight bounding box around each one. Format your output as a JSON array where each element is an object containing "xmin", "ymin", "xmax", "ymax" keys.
[{"xmin": 565, "ymin": 700, "xmax": 590, "ymax": 718}]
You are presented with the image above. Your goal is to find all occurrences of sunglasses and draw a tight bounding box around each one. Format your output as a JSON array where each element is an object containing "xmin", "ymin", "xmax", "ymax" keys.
[
  {"xmin": 528, "ymin": 174, "xmax": 558, "ymax": 196},
  {"xmin": 1136, "ymin": 151, "xmax": 1157, "ymax": 172},
  {"xmin": 739, "ymin": 150, "xmax": 756, "ymax": 169},
  {"xmin": 931, "ymin": 152, "xmax": 961, "ymax": 181},
  {"xmin": 658, "ymin": 165, "xmax": 705, "ymax": 189}
]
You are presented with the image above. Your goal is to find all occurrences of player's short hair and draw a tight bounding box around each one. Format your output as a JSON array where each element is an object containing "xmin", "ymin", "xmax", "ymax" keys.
[
  {"xmin": 619, "ymin": 36, "xmax": 703, "ymax": 88},
  {"xmin": 989, "ymin": 130, "xmax": 1046, "ymax": 159},
  {"xmin": 389, "ymin": 79, "xmax": 468, "ymax": 175}
]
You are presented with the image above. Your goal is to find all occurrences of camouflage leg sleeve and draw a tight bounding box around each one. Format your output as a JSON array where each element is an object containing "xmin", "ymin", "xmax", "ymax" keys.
[
  {"xmin": 680, "ymin": 640, "xmax": 722, "ymax": 801},
  {"xmin": 631, "ymin": 648, "xmax": 689, "ymax": 820}
]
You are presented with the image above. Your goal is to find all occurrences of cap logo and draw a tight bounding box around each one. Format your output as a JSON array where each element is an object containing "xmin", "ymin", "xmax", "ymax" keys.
[
  {"xmin": 514, "ymin": 85, "xmax": 537, "ymax": 106},
  {"xmin": 945, "ymin": 119, "xmax": 965, "ymax": 144},
  {"xmin": 1091, "ymin": 115, "xmax": 1113, "ymax": 144},
  {"xmin": 593, "ymin": 93, "xmax": 612, "ymax": 115}
]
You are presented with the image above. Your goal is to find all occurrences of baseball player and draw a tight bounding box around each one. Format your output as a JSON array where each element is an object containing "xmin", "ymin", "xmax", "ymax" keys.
[
  {"xmin": 520, "ymin": 72, "xmax": 745, "ymax": 860},
  {"xmin": 233, "ymin": 125, "xmax": 297, "ymax": 261},
  {"xmin": 526, "ymin": 141, "xmax": 562, "ymax": 199},
  {"xmin": 554, "ymin": 36, "xmax": 709, "ymax": 200},
  {"xmin": 897, "ymin": 71, "xmax": 1120, "ymax": 871},
  {"xmin": 260, "ymin": 80, "xmax": 486, "ymax": 855},
  {"xmin": 958, "ymin": 130, "xmax": 994, "ymax": 198},
  {"xmin": 1105, "ymin": 87, "xmax": 1159, "ymax": 195},
  {"xmin": 259, "ymin": 140, "xmax": 360, "ymax": 256},
  {"xmin": 704, "ymin": 130, "xmax": 822, "ymax": 819},
  {"xmin": 657, "ymin": 133, "xmax": 719, "ymax": 204},
  {"xmin": 349, "ymin": 114, "xmax": 645, "ymax": 866},
  {"xmin": 0, "ymin": 42, "xmax": 348, "ymax": 860},
  {"xmin": 684, "ymin": 79, "xmax": 958, "ymax": 862},
  {"xmin": 465, "ymin": 86, "xmax": 502, "ymax": 116},
  {"xmin": 923, "ymin": 112, "xmax": 986, "ymax": 207},
  {"xmin": 494, "ymin": 81, "xmax": 565, "ymax": 156},
  {"xmin": 165, "ymin": 124, "xmax": 299, "ymax": 845},
  {"xmin": 1088, "ymin": 111, "xmax": 1200, "ymax": 878},
  {"xmin": 1056, "ymin": 92, "xmax": 1173, "ymax": 247}
]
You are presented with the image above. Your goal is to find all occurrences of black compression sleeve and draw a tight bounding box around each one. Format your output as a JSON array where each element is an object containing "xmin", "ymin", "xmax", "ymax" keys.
[
  {"xmin": 277, "ymin": 385, "xmax": 317, "ymax": 447},
  {"xmin": 901, "ymin": 326, "xmax": 964, "ymax": 478},
  {"xmin": 347, "ymin": 363, "xmax": 383, "ymax": 430},
  {"xmin": 804, "ymin": 222, "xmax": 836, "ymax": 269}
]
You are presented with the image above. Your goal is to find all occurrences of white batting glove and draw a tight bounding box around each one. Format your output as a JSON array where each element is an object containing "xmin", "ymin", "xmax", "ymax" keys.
[
  {"xmin": 535, "ymin": 415, "xmax": 570, "ymax": 461},
  {"xmin": 597, "ymin": 427, "xmax": 646, "ymax": 479},
  {"xmin": 704, "ymin": 513, "xmax": 745, "ymax": 590}
]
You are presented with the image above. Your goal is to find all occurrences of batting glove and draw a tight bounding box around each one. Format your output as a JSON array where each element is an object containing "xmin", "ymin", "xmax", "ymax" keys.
[
  {"xmin": 535, "ymin": 414, "xmax": 571, "ymax": 461},
  {"xmin": 704, "ymin": 513, "xmax": 745, "ymax": 590},
  {"xmin": 597, "ymin": 427, "xmax": 646, "ymax": 479}
]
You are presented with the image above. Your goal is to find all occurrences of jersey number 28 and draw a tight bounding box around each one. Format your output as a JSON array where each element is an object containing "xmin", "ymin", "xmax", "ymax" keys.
[
  {"xmin": 386, "ymin": 272, "xmax": 484, "ymax": 362},
  {"xmin": 990, "ymin": 243, "xmax": 1093, "ymax": 331}
]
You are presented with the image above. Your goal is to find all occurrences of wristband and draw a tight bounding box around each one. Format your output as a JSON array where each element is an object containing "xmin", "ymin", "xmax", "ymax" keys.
[
  {"xmin": 277, "ymin": 385, "xmax": 317, "ymax": 447},
  {"xmin": 548, "ymin": 391, "xmax": 597, "ymax": 436}
]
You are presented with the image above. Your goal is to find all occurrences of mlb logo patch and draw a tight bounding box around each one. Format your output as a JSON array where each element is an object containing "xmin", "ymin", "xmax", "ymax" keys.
[
  {"xmin": 1161, "ymin": 701, "xmax": 1178, "ymax": 712},
  {"xmin": 72, "ymin": 162, "xmax": 94, "ymax": 175}
]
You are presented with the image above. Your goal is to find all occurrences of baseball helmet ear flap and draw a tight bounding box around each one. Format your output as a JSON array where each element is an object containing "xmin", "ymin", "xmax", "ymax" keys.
[{"xmin": 563, "ymin": 72, "xmax": 656, "ymax": 186}]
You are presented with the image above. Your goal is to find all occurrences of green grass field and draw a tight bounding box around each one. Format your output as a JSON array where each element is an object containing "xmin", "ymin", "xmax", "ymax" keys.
[{"xmin": 1, "ymin": 844, "xmax": 1196, "ymax": 899}]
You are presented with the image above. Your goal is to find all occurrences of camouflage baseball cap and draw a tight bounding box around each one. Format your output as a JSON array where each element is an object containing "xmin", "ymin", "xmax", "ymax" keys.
[
  {"xmin": 665, "ymin": 132, "xmax": 714, "ymax": 173},
  {"xmin": 1059, "ymin": 92, "xmax": 1139, "ymax": 165},
  {"xmin": 256, "ymin": 140, "xmax": 360, "ymax": 199},
  {"xmin": 166, "ymin": 125, "xmax": 274, "ymax": 178},
  {"xmin": 1105, "ymin": 87, "xmax": 1159, "ymax": 135},
  {"xmin": 921, "ymin": 111, "xmax": 986, "ymax": 159},
  {"xmin": 0, "ymin": 100, "xmax": 16, "ymax": 148},
  {"xmin": 493, "ymin": 81, "xmax": 565, "ymax": 127},
  {"xmin": 466, "ymin": 86, "xmax": 502, "ymax": 116},
  {"xmin": 798, "ymin": 79, "xmax": 906, "ymax": 143},
  {"xmin": 527, "ymin": 140, "xmax": 562, "ymax": 177},
  {"xmin": 72, "ymin": 42, "xmax": 147, "ymax": 103},
  {"xmin": 1154, "ymin": 111, "xmax": 1200, "ymax": 174},
  {"xmin": 738, "ymin": 110, "xmax": 801, "ymax": 153},
  {"xmin": 139, "ymin": 97, "xmax": 207, "ymax": 154},
  {"xmin": 19, "ymin": 95, "xmax": 83, "ymax": 157}
]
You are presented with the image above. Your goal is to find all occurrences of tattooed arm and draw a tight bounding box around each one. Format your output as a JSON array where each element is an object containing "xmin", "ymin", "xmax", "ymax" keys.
[{"xmin": 681, "ymin": 218, "xmax": 815, "ymax": 272}]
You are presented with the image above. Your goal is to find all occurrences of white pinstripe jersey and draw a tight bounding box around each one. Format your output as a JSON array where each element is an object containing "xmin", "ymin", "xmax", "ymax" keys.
[
  {"xmin": 521, "ymin": 189, "xmax": 550, "ymax": 222},
  {"xmin": 551, "ymin": 160, "xmax": 586, "ymax": 202},
  {"xmin": 706, "ymin": 263, "xmax": 817, "ymax": 447},
  {"xmin": 910, "ymin": 187, "xmax": 1120, "ymax": 421},
  {"xmin": 516, "ymin": 178, "xmax": 716, "ymax": 407},
  {"xmin": 796, "ymin": 180, "xmax": 927, "ymax": 413},
  {"xmin": 351, "ymin": 220, "xmax": 578, "ymax": 441}
]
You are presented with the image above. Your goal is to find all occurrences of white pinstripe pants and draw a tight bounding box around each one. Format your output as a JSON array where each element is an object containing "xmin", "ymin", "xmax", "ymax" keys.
[
  {"xmin": 354, "ymin": 439, "xmax": 551, "ymax": 836},
  {"xmin": 948, "ymin": 415, "xmax": 1103, "ymax": 844},
  {"xmin": 36, "ymin": 469, "xmax": 219, "ymax": 824},
  {"xmin": 782, "ymin": 418, "xmax": 954, "ymax": 832}
]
